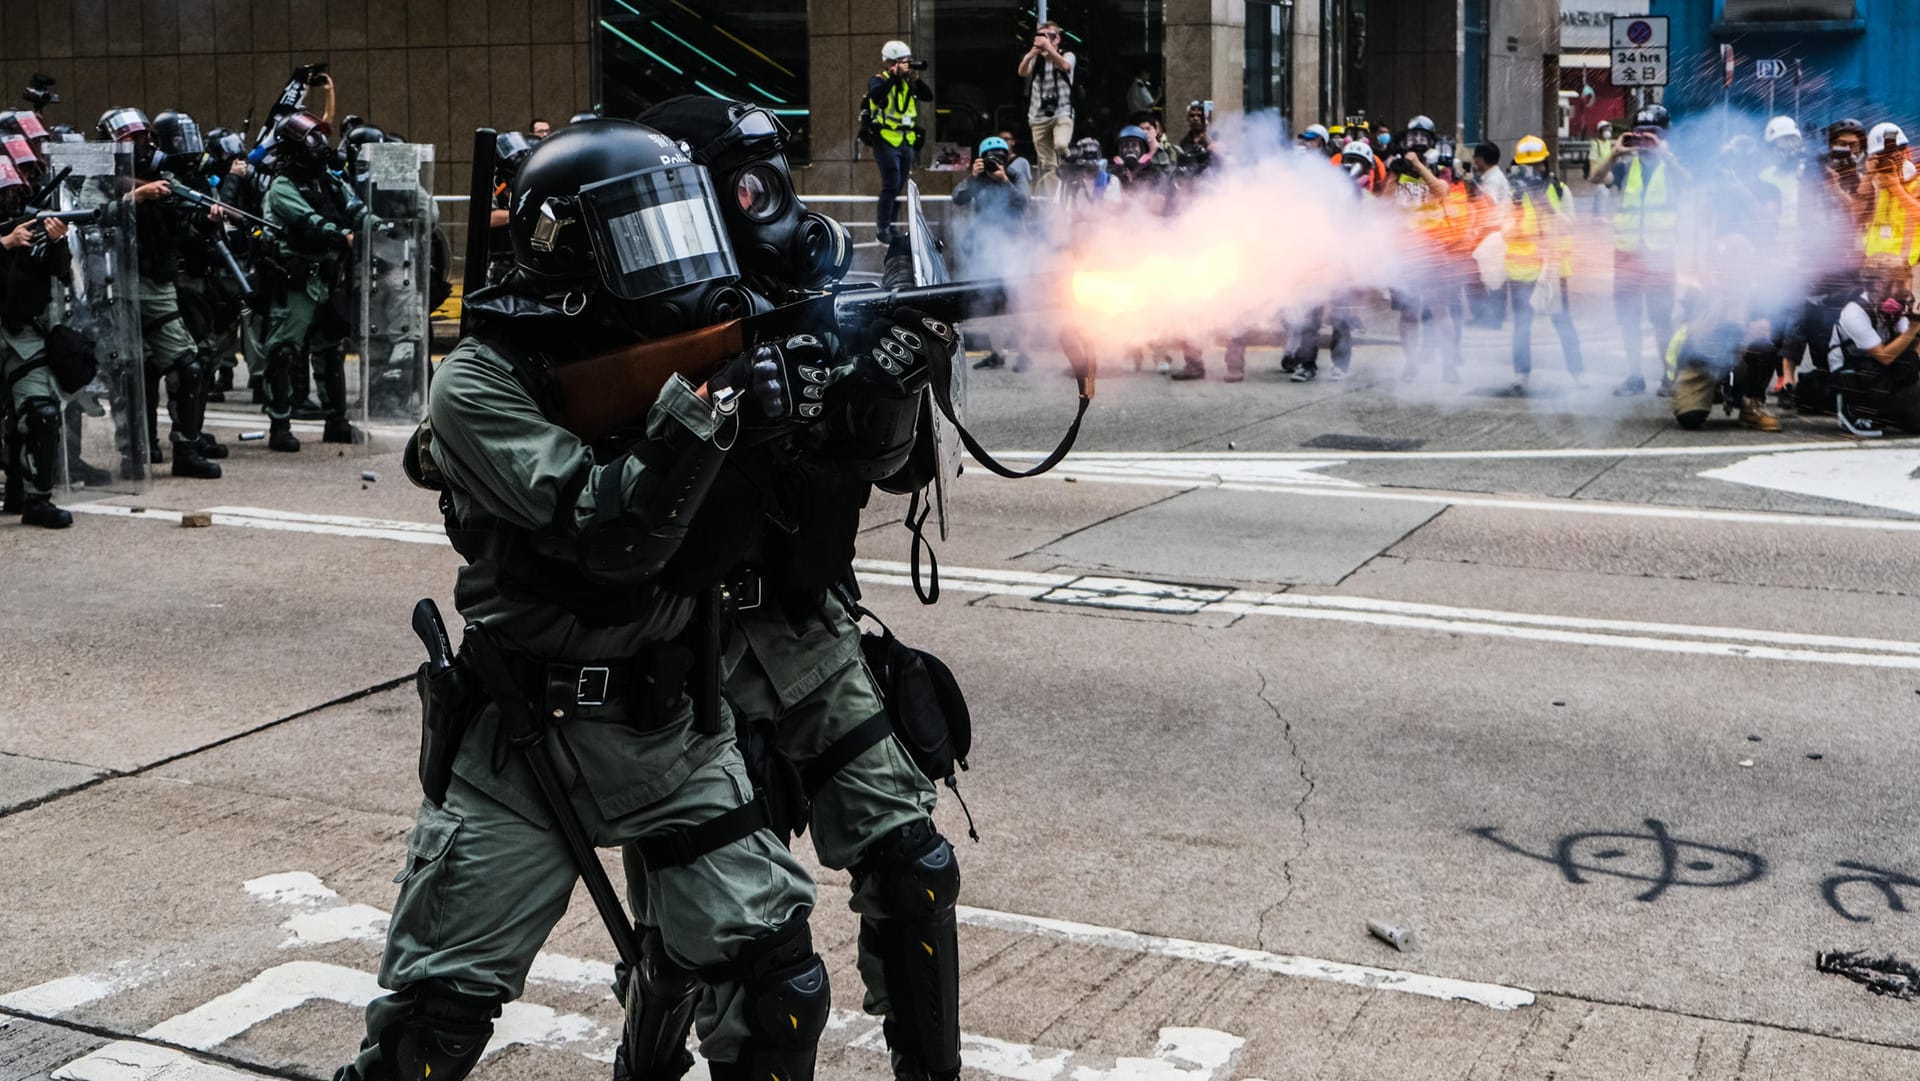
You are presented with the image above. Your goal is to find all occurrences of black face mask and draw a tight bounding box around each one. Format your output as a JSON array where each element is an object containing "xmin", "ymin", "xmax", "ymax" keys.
[{"xmin": 688, "ymin": 107, "xmax": 847, "ymax": 290}]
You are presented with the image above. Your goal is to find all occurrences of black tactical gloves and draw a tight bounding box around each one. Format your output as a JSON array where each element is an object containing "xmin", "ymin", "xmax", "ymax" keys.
[
  {"xmin": 710, "ymin": 333, "xmax": 834, "ymax": 426},
  {"xmin": 856, "ymin": 305, "xmax": 956, "ymax": 398}
]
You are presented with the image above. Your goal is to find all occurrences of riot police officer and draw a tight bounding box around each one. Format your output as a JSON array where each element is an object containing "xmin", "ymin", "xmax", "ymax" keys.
[
  {"xmin": 487, "ymin": 131, "xmax": 536, "ymax": 286},
  {"xmin": 154, "ymin": 111, "xmax": 250, "ymax": 416},
  {"xmin": 0, "ymin": 156, "xmax": 77, "ymax": 526},
  {"xmin": 261, "ymin": 110, "xmax": 362, "ymax": 450},
  {"xmin": 336, "ymin": 120, "xmax": 830, "ymax": 1081},
  {"xmin": 620, "ymin": 95, "xmax": 966, "ymax": 1081},
  {"xmin": 96, "ymin": 107, "xmax": 223, "ymax": 478}
]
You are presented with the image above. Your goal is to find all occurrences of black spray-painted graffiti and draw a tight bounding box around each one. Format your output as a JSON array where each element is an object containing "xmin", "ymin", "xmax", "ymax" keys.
[
  {"xmin": 1471, "ymin": 819, "xmax": 1767, "ymax": 902},
  {"xmin": 1822, "ymin": 861, "xmax": 1920, "ymax": 924},
  {"xmin": 1474, "ymin": 820, "xmax": 1919, "ymax": 923}
]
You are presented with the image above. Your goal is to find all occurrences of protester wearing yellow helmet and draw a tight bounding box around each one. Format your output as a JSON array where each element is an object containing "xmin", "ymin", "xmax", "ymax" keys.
[{"xmin": 1501, "ymin": 135, "xmax": 1584, "ymax": 395}]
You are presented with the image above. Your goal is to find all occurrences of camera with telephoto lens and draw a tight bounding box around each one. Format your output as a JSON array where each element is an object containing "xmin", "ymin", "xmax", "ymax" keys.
[
  {"xmin": 906, "ymin": 59, "xmax": 928, "ymax": 71},
  {"xmin": 22, "ymin": 74, "xmax": 57, "ymax": 110},
  {"xmin": 1059, "ymin": 138, "xmax": 1104, "ymax": 180}
]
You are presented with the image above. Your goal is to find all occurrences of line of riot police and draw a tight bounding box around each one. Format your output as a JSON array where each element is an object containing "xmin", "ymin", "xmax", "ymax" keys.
[{"xmin": 0, "ymin": 73, "xmax": 442, "ymax": 526}]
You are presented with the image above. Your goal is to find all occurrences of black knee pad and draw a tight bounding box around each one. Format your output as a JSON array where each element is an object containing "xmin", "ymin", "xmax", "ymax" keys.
[
  {"xmin": 374, "ymin": 984, "xmax": 498, "ymax": 1081},
  {"xmin": 858, "ymin": 819, "xmax": 960, "ymax": 920},
  {"xmin": 21, "ymin": 396, "xmax": 61, "ymax": 439},
  {"xmin": 703, "ymin": 921, "xmax": 830, "ymax": 1081},
  {"xmin": 615, "ymin": 927, "xmax": 702, "ymax": 1081}
]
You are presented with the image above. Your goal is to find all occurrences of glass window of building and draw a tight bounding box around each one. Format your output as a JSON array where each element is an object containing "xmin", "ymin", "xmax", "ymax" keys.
[
  {"xmin": 1245, "ymin": 0, "xmax": 1293, "ymax": 118},
  {"xmin": 596, "ymin": 0, "xmax": 812, "ymax": 162},
  {"xmin": 918, "ymin": 1, "xmax": 1163, "ymax": 160}
]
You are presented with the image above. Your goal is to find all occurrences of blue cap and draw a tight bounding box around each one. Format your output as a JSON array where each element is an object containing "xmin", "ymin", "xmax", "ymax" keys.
[
  {"xmin": 1118, "ymin": 125, "xmax": 1150, "ymax": 143},
  {"xmin": 978, "ymin": 136, "xmax": 1011, "ymax": 155}
]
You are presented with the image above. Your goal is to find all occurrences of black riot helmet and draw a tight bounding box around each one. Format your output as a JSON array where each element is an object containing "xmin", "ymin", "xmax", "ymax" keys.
[
  {"xmin": 639, "ymin": 95, "xmax": 850, "ymax": 289},
  {"xmin": 339, "ymin": 122, "xmax": 390, "ymax": 181},
  {"xmin": 495, "ymin": 130, "xmax": 536, "ymax": 185},
  {"xmin": 273, "ymin": 111, "xmax": 332, "ymax": 175},
  {"xmin": 100, "ymin": 107, "xmax": 159, "ymax": 177},
  {"xmin": 153, "ymin": 111, "xmax": 205, "ymax": 158},
  {"xmin": 0, "ymin": 157, "xmax": 24, "ymax": 216},
  {"xmin": 1634, "ymin": 103, "xmax": 1671, "ymax": 130},
  {"xmin": 0, "ymin": 133, "xmax": 40, "ymax": 181},
  {"xmin": 506, "ymin": 119, "xmax": 745, "ymax": 334},
  {"xmin": 204, "ymin": 126, "xmax": 246, "ymax": 172}
]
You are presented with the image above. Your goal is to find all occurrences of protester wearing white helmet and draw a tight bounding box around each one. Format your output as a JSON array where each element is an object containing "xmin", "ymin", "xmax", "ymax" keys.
[
  {"xmin": 861, "ymin": 39, "xmax": 931, "ymax": 244},
  {"xmin": 1754, "ymin": 115, "xmax": 1826, "ymax": 405}
]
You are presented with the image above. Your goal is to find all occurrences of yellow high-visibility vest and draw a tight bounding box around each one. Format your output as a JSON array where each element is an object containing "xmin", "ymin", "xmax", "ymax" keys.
[
  {"xmin": 1756, "ymin": 164, "xmax": 1800, "ymax": 230},
  {"xmin": 1864, "ymin": 179, "xmax": 1920, "ymax": 265},
  {"xmin": 877, "ymin": 79, "xmax": 919, "ymax": 148},
  {"xmin": 1507, "ymin": 182, "xmax": 1575, "ymax": 282},
  {"xmin": 1614, "ymin": 156, "xmax": 1674, "ymax": 253}
]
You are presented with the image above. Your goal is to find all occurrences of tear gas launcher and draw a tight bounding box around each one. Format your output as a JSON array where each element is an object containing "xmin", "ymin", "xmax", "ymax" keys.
[{"xmin": 552, "ymin": 275, "xmax": 1087, "ymax": 444}]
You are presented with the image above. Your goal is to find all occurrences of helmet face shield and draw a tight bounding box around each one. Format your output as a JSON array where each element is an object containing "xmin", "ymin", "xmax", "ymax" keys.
[
  {"xmin": 101, "ymin": 108, "xmax": 150, "ymax": 142},
  {"xmin": 161, "ymin": 116, "xmax": 204, "ymax": 156},
  {"xmin": 575, "ymin": 163, "xmax": 739, "ymax": 301},
  {"xmin": 1, "ymin": 134, "xmax": 37, "ymax": 170}
]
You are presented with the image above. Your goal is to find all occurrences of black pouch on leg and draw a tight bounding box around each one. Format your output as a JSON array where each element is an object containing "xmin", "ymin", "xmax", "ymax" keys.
[
  {"xmin": 859, "ymin": 626, "xmax": 972, "ymax": 782},
  {"xmin": 416, "ymin": 659, "xmax": 481, "ymax": 807}
]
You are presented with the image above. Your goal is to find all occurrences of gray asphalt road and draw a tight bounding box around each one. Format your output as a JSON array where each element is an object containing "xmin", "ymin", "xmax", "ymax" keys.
[{"xmin": 5, "ymin": 336, "xmax": 1919, "ymax": 1081}]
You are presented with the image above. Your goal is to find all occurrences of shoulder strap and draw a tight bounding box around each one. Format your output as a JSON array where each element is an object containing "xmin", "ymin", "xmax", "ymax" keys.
[{"xmin": 923, "ymin": 331, "xmax": 1090, "ymax": 479}]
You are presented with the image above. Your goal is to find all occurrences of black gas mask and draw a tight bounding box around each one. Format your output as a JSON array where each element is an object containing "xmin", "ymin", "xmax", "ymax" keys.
[
  {"xmin": 693, "ymin": 104, "xmax": 849, "ymax": 290},
  {"xmin": 1118, "ymin": 135, "xmax": 1148, "ymax": 169}
]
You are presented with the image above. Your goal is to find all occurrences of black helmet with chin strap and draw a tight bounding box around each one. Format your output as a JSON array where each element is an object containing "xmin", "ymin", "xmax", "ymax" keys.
[
  {"xmin": 273, "ymin": 111, "xmax": 332, "ymax": 173},
  {"xmin": 502, "ymin": 118, "xmax": 749, "ymax": 337}
]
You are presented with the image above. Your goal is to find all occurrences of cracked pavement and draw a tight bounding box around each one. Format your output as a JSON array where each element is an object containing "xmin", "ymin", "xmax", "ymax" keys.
[{"xmin": 6, "ymin": 335, "xmax": 1920, "ymax": 1080}]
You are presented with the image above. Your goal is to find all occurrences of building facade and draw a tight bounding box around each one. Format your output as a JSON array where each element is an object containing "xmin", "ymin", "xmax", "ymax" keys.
[
  {"xmin": 1650, "ymin": 0, "xmax": 1904, "ymax": 126},
  {"xmin": 0, "ymin": 0, "xmax": 1558, "ymax": 233}
]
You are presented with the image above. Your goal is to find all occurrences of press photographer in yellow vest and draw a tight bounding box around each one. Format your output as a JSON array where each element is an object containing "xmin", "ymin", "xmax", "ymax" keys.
[{"xmin": 863, "ymin": 40, "xmax": 932, "ymax": 244}]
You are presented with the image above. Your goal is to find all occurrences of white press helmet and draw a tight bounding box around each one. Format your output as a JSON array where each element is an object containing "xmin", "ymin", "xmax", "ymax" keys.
[
  {"xmin": 1868, "ymin": 122, "xmax": 1909, "ymax": 156},
  {"xmin": 1763, "ymin": 115, "xmax": 1801, "ymax": 145},
  {"xmin": 881, "ymin": 40, "xmax": 913, "ymax": 62}
]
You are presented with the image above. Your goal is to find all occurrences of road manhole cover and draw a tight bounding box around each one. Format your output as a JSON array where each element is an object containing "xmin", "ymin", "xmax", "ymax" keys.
[{"xmin": 1301, "ymin": 433, "xmax": 1425, "ymax": 452}]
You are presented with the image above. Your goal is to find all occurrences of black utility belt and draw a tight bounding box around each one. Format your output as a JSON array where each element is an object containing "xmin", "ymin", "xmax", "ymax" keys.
[{"xmin": 498, "ymin": 643, "xmax": 695, "ymax": 723}]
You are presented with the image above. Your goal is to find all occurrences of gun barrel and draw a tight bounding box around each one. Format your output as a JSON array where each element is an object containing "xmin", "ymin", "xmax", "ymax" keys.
[
  {"xmin": 212, "ymin": 238, "xmax": 253, "ymax": 297},
  {"xmin": 831, "ymin": 276, "xmax": 1043, "ymax": 330}
]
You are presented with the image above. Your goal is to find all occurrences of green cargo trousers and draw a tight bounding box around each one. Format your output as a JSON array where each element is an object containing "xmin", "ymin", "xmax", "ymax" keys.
[
  {"xmin": 348, "ymin": 714, "xmax": 815, "ymax": 1072},
  {"xmin": 262, "ymin": 278, "xmax": 346, "ymax": 421},
  {"xmin": 702, "ymin": 591, "xmax": 937, "ymax": 1016}
]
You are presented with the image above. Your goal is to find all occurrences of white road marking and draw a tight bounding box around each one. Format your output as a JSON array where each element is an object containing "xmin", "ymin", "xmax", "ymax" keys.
[
  {"xmin": 53, "ymin": 1042, "xmax": 264, "ymax": 1081},
  {"xmin": 202, "ymin": 411, "xmax": 416, "ymax": 441},
  {"xmin": 61, "ymin": 503, "xmax": 1920, "ymax": 668},
  {"xmin": 955, "ymin": 908, "xmax": 1534, "ymax": 1011},
  {"xmin": 1700, "ymin": 448, "xmax": 1920, "ymax": 517},
  {"xmin": 0, "ymin": 970, "xmax": 147, "ymax": 1016},
  {"xmin": 1001, "ymin": 440, "xmax": 1877, "ymax": 462}
]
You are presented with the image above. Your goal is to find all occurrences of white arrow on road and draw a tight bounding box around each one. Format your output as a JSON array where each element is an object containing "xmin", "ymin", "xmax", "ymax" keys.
[{"xmin": 1700, "ymin": 449, "xmax": 1920, "ymax": 517}]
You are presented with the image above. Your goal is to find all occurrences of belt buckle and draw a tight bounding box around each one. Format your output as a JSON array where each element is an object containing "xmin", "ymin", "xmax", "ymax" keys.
[
  {"xmin": 728, "ymin": 573, "xmax": 763, "ymax": 613},
  {"xmin": 576, "ymin": 666, "xmax": 611, "ymax": 707}
]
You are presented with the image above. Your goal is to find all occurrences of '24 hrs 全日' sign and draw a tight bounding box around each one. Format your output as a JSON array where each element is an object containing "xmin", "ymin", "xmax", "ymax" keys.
[{"xmin": 1610, "ymin": 15, "xmax": 1669, "ymax": 87}]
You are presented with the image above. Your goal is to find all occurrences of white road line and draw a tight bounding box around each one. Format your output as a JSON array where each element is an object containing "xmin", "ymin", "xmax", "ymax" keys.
[
  {"xmin": 998, "ymin": 440, "xmax": 1877, "ymax": 462},
  {"xmin": 956, "ymin": 907, "xmax": 1534, "ymax": 1011},
  {"xmin": 202, "ymin": 410, "xmax": 416, "ymax": 440},
  {"xmin": 63, "ymin": 503, "xmax": 1920, "ymax": 668}
]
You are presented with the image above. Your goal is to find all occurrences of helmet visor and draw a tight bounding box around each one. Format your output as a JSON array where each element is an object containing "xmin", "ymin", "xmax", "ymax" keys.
[
  {"xmin": 164, "ymin": 116, "xmax": 205, "ymax": 156},
  {"xmin": 576, "ymin": 163, "xmax": 738, "ymax": 301},
  {"xmin": 11, "ymin": 112, "xmax": 47, "ymax": 142},
  {"xmin": 1, "ymin": 135, "xmax": 36, "ymax": 169},
  {"xmin": 102, "ymin": 108, "xmax": 150, "ymax": 142}
]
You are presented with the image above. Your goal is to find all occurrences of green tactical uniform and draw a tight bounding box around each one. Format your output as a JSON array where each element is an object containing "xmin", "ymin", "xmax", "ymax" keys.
[
  {"xmin": 723, "ymin": 590, "xmax": 937, "ymax": 1006},
  {"xmin": 344, "ymin": 336, "xmax": 816, "ymax": 1078},
  {"xmin": 262, "ymin": 170, "xmax": 362, "ymax": 425},
  {"xmin": 1, "ymin": 232, "xmax": 74, "ymax": 516}
]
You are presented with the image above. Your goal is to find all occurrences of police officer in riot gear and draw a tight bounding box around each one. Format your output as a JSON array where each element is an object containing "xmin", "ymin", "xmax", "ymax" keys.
[
  {"xmin": 153, "ymin": 110, "xmax": 250, "ymax": 418},
  {"xmin": 95, "ymin": 107, "xmax": 223, "ymax": 478},
  {"xmin": 487, "ymin": 131, "xmax": 536, "ymax": 286},
  {"xmin": 261, "ymin": 110, "xmax": 362, "ymax": 449},
  {"xmin": 623, "ymin": 95, "xmax": 964, "ymax": 1081},
  {"xmin": 0, "ymin": 156, "xmax": 77, "ymax": 526},
  {"xmin": 335, "ymin": 119, "xmax": 830, "ymax": 1081}
]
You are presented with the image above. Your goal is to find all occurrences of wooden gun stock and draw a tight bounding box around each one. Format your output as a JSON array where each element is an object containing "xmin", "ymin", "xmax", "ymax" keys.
[{"xmin": 550, "ymin": 319, "xmax": 747, "ymax": 442}]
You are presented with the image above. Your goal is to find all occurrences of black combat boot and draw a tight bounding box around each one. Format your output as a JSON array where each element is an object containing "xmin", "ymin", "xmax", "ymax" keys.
[
  {"xmin": 170, "ymin": 438, "xmax": 223, "ymax": 479},
  {"xmin": 322, "ymin": 416, "xmax": 362, "ymax": 444},
  {"xmin": 268, "ymin": 418, "xmax": 300, "ymax": 453},
  {"xmin": 195, "ymin": 432, "xmax": 230, "ymax": 460},
  {"xmin": 67, "ymin": 457, "xmax": 113, "ymax": 487},
  {"xmin": 20, "ymin": 494, "xmax": 72, "ymax": 529}
]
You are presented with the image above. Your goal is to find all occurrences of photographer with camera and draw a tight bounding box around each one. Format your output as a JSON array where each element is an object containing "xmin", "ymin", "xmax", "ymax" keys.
[
  {"xmin": 1595, "ymin": 104, "xmax": 1687, "ymax": 396},
  {"xmin": 953, "ymin": 135, "xmax": 1032, "ymax": 371},
  {"xmin": 1821, "ymin": 258, "xmax": 1920, "ymax": 432},
  {"xmin": 1389, "ymin": 115, "xmax": 1471, "ymax": 383},
  {"xmin": 862, "ymin": 40, "xmax": 930, "ymax": 245},
  {"xmin": 1018, "ymin": 20, "xmax": 1077, "ymax": 197}
]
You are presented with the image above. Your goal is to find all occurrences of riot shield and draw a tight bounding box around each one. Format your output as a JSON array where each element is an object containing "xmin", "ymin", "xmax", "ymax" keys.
[
  {"xmin": 355, "ymin": 142, "xmax": 436, "ymax": 424},
  {"xmin": 45, "ymin": 141, "xmax": 146, "ymax": 494},
  {"xmin": 906, "ymin": 181, "xmax": 960, "ymax": 540}
]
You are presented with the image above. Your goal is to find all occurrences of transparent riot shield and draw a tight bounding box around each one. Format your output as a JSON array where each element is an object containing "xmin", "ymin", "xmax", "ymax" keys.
[
  {"xmin": 355, "ymin": 142, "xmax": 436, "ymax": 425},
  {"xmin": 44, "ymin": 140, "xmax": 147, "ymax": 494},
  {"xmin": 906, "ymin": 181, "xmax": 960, "ymax": 539}
]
